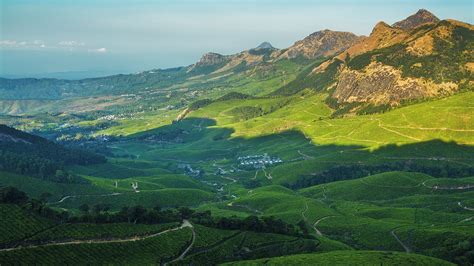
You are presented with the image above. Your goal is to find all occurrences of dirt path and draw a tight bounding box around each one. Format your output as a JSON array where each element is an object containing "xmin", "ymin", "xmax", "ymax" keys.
[
  {"xmin": 391, "ymin": 228, "xmax": 411, "ymax": 253},
  {"xmin": 422, "ymin": 180, "xmax": 474, "ymax": 191},
  {"xmin": 262, "ymin": 168, "xmax": 273, "ymax": 180},
  {"xmin": 383, "ymin": 156, "xmax": 472, "ymax": 167},
  {"xmin": 232, "ymin": 204, "xmax": 263, "ymax": 215},
  {"xmin": 252, "ymin": 170, "xmax": 259, "ymax": 180},
  {"xmin": 377, "ymin": 120, "xmax": 421, "ymax": 141},
  {"xmin": 382, "ymin": 125, "xmax": 474, "ymax": 132},
  {"xmin": 221, "ymin": 176, "xmax": 237, "ymax": 183},
  {"xmin": 458, "ymin": 202, "xmax": 474, "ymax": 211},
  {"xmin": 301, "ymin": 202, "xmax": 308, "ymax": 218},
  {"xmin": 321, "ymin": 186, "xmax": 328, "ymax": 201},
  {"xmin": 459, "ymin": 216, "xmax": 474, "ymax": 222},
  {"xmin": 312, "ymin": 216, "xmax": 337, "ymax": 236},
  {"xmin": 0, "ymin": 220, "xmax": 191, "ymax": 252},
  {"xmin": 298, "ymin": 150, "xmax": 314, "ymax": 160},
  {"xmin": 50, "ymin": 192, "xmax": 123, "ymax": 205},
  {"xmin": 359, "ymin": 179, "xmax": 422, "ymax": 189},
  {"xmin": 166, "ymin": 220, "xmax": 195, "ymax": 264}
]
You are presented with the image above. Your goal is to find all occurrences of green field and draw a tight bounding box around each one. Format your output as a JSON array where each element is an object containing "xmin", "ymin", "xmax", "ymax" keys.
[
  {"xmin": 0, "ymin": 204, "xmax": 54, "ymax": 246},
  {"xmin": 223, "ymin": 250, "xmax": 455, "ymax": 265},
  {"xmin": 0, "ymin": 227, "xmax": 193, "ymax": 265},
  {"xmin": 1, "ymin": 37, "xmax": 473, "ymax": 266}
]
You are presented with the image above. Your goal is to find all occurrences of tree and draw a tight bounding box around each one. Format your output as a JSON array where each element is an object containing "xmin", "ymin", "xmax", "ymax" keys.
[
  {"xmin": 297, "ymin": 219, "xmax": 309, "ymax": 237},
  {"xmin": 153, "ymin": 204, "xmax": 162, "ymax": 213},
  {"xmin": 0, "ymin": 187, "xmax": 28, "ymax": 204},
  {"xmin": 129, "ymin": 205, "xmax": 147, "ymax": 224},
  {"xmin": 39, "ymin": 192, "xmax": 52, "ymax": 203},
  {"xmin": 79, "ymin": 203, "xmax": 90, "ymax": 214},
  {"xmin": 178, "ymin": 207, "xmax": 195, "ymax": 219}
]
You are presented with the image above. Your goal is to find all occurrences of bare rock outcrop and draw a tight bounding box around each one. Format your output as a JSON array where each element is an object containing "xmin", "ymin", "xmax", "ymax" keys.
[{"xmin": 332, "ymin": 62, "xmax": 457, "ymax": 105}]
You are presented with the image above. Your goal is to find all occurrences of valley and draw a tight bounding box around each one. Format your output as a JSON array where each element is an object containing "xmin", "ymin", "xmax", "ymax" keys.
[{"xmin": 0, "ymin": 8, "xmax": 473, "ymax": 266}]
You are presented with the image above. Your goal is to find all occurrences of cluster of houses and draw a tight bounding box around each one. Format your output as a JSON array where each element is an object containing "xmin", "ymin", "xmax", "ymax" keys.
[
  {"xmin": 238, "ymin": 154, "xmax": 283, "ymax": 169},
  {"xmin": 215, "ymin": 167, "xmax": 236, "ymax": 175},
  {"xmin": 98, "ymin": 114, "xmax": 119, "ymax": 121},
  {"xmin": 432, "ymin": 184, "xmax": 474, "ymax": 190},
  {"xmin": 178, "ymin": 163, "xmax": 202, "ymax": 177}
]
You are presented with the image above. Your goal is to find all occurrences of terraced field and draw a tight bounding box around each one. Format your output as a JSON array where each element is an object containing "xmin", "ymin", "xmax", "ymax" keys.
[
  {"xmin": 189, "ymin": 91, "xmax": 474, "ymax": 147},
  {"xmin": 0, "ymin": 208, "xmax": 327, "ymax": 265},
  {"xmin": 0, "ymin": 204, "xmax": 55, "ymax": 247},
  {"xmin": 223, "ymin": 250, "xmax": 455, "ymax": 265},
  {"xmin": 0, "ymin": 226, "xmax": 193, "ymax": 265}
]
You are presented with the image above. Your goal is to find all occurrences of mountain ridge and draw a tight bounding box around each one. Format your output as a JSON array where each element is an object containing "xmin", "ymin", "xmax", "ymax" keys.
[
  {"xmin": 392, "ymin": 9, "xmax": 440, "ymax": 30},
  {"xmin": 0, "ymin": 9, "xmax": 472, "ymax": 114}
]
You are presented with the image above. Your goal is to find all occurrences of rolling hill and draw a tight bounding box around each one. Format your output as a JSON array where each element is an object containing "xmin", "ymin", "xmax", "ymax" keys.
[{"xmin": 0, "ymin": 8, "xmax": 473, "ymax": 266}]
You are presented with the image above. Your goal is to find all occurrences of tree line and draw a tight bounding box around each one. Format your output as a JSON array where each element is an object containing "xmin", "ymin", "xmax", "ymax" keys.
[
  {"xmin": 285, "ymin": 161, "xmax": 474, "ymax": 189},
  {"xmin": 0, "ymin": 125, "xmax": 106, "ymax": 183},
  {"xmin": 1, "ymin": 187, "xmax": 308, "ymax": 239}
]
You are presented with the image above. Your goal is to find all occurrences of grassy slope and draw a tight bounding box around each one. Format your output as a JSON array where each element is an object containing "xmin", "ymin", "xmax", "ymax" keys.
[
  {"xmin": 0, "ymin": 170, "xmax": 215, "ymax": 210},
  {"xmin": 25, "ymin": 222, "xmax": 178, "ymax": 242},
  {"xmin": 0, "ymin": 204, "xmax": 54, "ymax": 246},
  {"xmin": 0, "ymin": 227, "xmax": 192, "ymax": 265},
  {"xmin": 223, "ymin": 250, "xmax": 454, "ymax": 265},
  {"xmin": 191, "ymin": 91, "xmax": 474, "ymax": 147},
  {"xmin": 296, "ymin": 172, "xmax": 474, "ymax": 256}
]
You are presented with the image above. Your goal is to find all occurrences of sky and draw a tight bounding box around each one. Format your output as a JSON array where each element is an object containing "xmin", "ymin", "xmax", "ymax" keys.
[{"xmin": 0, "ymin": 0, "xmax": 473, "ymax": 78}]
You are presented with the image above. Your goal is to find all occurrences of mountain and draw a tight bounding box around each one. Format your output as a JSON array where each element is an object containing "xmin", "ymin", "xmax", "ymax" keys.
[
  {"xmin": 254, "ymin": 42, "xmax": 275, "ymax": 50},
  {"xmin": 392, "ymin": 9, "xmax": 440, "ymax": 30},
  {"xmin": 277, "ymin": 29, "xmax": 362, "ymax": 59},
  {"xmin": 189, "ymin": 31, "xmax": 361, "ymax": 75},
  {"xmin": 333, "ymin": 22, "xmax": 408, "ymax": 61},
  {"xmin": 0, "ymin": 125, "xmax": 106, "ymax": 182},
  {"xmin": 1, "ymin": 8, "xmax": 473, "ymax": 266},
  {"xmin": 276, "ymin": 10, "xmax": 473, "ymax": 110},
  {"xmin": 331, "ymin": 18, "xmax": 473, "ymax": 107},
  {"xmin": 192, "ymin": 52, "xmax": 230, "ymax": 68},
  {"xmin": 0, "ymin": 9, "xmax": 471, "ymax": 114}
]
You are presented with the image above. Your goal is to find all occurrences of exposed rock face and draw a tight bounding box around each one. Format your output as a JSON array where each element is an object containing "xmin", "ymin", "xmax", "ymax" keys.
[
  {"xmin": 213, "ymin": 50, "xmax": 274, "ymax": 73},
  {"xmin": 279, "ymin": 30, "xmax": 362, "ymax": 59},
  {"xmin": 405, "ymin": 19, "xmax": 474, "ymax": 56},
  {"xmin": 336, "ymin": 22, "xmax": 408, "ymax": 60},
  {"xmin": 332, "ymin": 62, "xmax": 457, "ymax": 105},
  {"xmin": 255, "ymin": 42, "xmax": 275, "ymax": 50},
  {"xmin": 194, "ymin": 52, "xmax": 229, "ymax": 67},
  {"xmin": 392, "ymin": 9, "xmax": 440, "ymax": 30},
  {"xmin": 313, "ymin": 22, "xmax": 408, "ymax": 73}
]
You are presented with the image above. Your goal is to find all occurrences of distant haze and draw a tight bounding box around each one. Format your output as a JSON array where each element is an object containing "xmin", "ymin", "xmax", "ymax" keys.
[{"xmin": 1, "ymin": 0, "xmax": 473, "ymax": 79}]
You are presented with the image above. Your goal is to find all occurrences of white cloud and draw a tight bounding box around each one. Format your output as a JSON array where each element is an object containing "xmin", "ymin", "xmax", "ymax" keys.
[
  {"xmin": 0, "ymin": 40, "xmax": 18, "ymax": 47},
  {"xmin": 88, "ymin": 47, "xmax": 107, "ymax": 53},
  {"xmin": 0, "ymin": 39, "xmax": 45, "ymax": 48},
  {"xmin": 59, "ymin": 40, "xmax": 85, "ymax": 46},
  {"xmin": 33, "ymin": 40, "xmax": 45, "ymax": 45},
  {"xmin": 0, "ymin": 39, "xmax": 104, "ymax": 52}
]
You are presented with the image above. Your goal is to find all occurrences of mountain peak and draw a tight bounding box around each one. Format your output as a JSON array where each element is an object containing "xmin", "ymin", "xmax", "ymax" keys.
[
  {"xmin": 392, "ymin": 9, "xmax": 440, "ymax": 30},
  {"xmin": 194, "ymin": 52, "xmax": 227, "ymax": 67},
  {"xmin": 371, "ymin": 21, "xmax": 393, "ymax": 35},
  {"xmin": 255, "ymin": 42, "xmax": 274, "ymax": 50},
  {"xmin": 278, "ymin": 29, "xmax": 361, "ymax": 59}
]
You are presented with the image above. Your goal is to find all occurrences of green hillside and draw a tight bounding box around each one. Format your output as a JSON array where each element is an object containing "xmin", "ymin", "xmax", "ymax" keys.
[
  {"xmin": 0, "ymin": 7, "xmax": 473, "ymax": 266},
  {"xmin": 223, "ymin": 250, "xmax": 455, "ymax": 265}
]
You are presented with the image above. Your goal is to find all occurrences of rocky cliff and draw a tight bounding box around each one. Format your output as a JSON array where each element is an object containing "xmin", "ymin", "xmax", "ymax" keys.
[
  {"xmin": 278, "ymin": 30, "xmax": 362, "ymax": 59},
  {"xmin": 392, "ymin": 9, "xmax": 440, "ymax": 30}
]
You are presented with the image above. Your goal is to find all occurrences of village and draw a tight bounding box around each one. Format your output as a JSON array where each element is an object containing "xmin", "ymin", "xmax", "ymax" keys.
[{"xmin": 238, "ymin": 153, "xmax": 283, "ymax": 169}]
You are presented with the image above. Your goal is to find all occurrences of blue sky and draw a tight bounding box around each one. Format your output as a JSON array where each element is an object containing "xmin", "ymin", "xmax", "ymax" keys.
[{"xmin": 1, "ymin": 0, "xmax": 473, "ymax": 78}]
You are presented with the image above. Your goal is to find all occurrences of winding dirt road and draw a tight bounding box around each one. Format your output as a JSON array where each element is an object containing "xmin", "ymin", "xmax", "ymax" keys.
[
  {"xmin": 391, "ymin": 228, "xmax": 411, "ymax": 253},
  {"xmin": 50, "ymin": 192, "xmax": 123, "ymax": 205},
  {"xmin": 312, "ymin": 216, "xmax": 338, "ymax": 236},
  {"xmin": 165, "ymin": 220, "xmax": 195, "ymax": 265},
  {"xmin": 0, "ymin": 220, "xmax": 192, "ymax": 252},
  {"xmin": 458, "ymin": 202, "xmax": 474, "ymax": 211}
]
